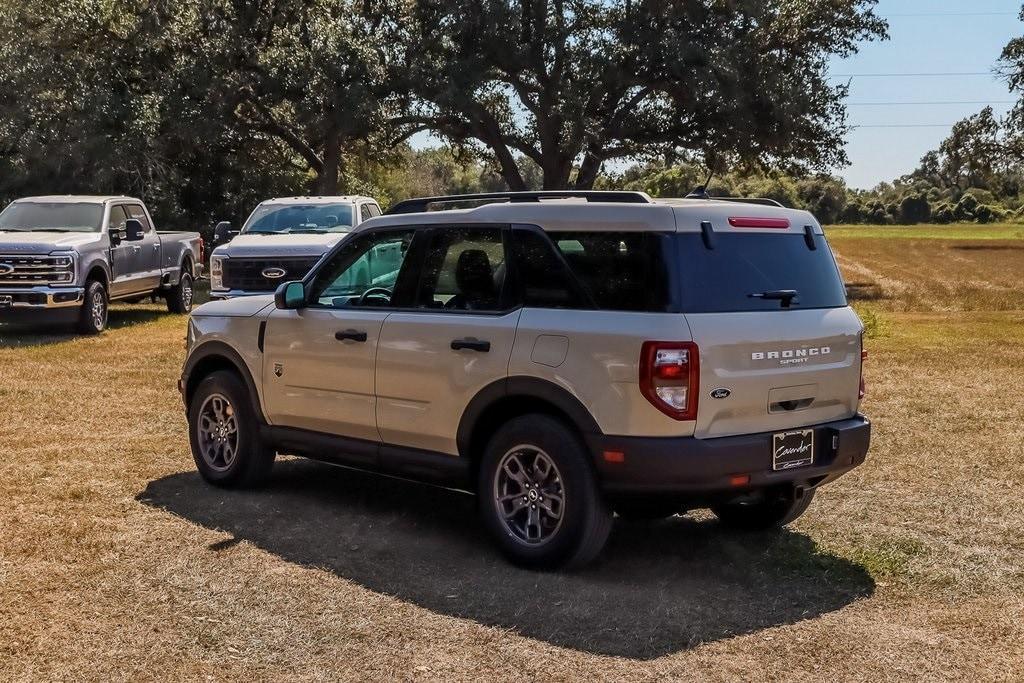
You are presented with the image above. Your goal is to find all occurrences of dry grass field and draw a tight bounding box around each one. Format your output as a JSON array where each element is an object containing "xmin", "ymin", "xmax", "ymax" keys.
[{"xmin": 2, "ymin": 225, "xmax": 1023, "ymax": 681}]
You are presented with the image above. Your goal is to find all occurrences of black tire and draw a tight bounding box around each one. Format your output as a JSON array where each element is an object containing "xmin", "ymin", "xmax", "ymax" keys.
[
  {"xmin": 712, "ymin": 488, "xmax": 816, "ymax": 531},
  {"xmin": 478, "ymin": 414, "xmax": 612, "ymax": 570},
  {"xmin": 614, "ymin": 500, "xmax": 683, "ymax": 521},
  {"xmin": 166, "ymin": 268, "xmax": 194, "ymax": 314},
  {"xmin": 187, "ymin": 370, "xmax": 274, "ymax": 487},
  {"xmin": 77, "ymin": 279, "xmax": 108, "ymax": 334}
]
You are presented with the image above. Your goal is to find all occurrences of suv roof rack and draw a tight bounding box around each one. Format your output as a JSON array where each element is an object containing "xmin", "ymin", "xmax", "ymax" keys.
[{"xmin": 385, "ymin": 191, "xmax": 653, "ymax": 215}]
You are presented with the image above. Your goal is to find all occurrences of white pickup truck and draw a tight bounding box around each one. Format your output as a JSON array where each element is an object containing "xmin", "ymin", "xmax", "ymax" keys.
[
  {"xmin": 209, "ymin": 195, "xmax": 382, "ymax": 299},
  {"xmin": 0, "ymin": 195, "xmax": 203, "ymax": 334}
]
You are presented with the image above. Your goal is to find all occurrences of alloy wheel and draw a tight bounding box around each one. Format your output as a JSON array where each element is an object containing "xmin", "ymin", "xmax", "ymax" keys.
[
  {"xmin": 493, "ymin": 445, "xmax": 566, "ymax": 546},
  {"xmin": 197, "ymin": 393, "xmax": 239, "ymax": 472}
]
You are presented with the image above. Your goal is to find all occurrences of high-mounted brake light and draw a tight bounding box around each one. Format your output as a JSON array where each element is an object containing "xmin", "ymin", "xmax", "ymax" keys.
[
  {"xmin": 640, "ymin": 341, "xmax": 699, "ymax": 421},
  {"xmin": 728, "ymin": 216, "xmax": 791, "ymax": 229}
]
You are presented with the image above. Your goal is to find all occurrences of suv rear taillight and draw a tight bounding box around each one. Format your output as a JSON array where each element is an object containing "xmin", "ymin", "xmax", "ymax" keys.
[
  {"xmin": 640, "ymin": 341, "xmax": 699, "ymax": 421},
  {"xmin": 859, "ymin": 349, "xmax": 868, "ymax": 400}
]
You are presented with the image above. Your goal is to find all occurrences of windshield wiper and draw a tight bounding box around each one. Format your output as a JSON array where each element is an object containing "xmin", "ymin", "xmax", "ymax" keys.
[
  {"xmin": 290, "ymin": 228, "xmax": 329, "ymax": 234},
  {"xmin": 749, "ymin": 289, "xmax": 799, "ymax": 308}
]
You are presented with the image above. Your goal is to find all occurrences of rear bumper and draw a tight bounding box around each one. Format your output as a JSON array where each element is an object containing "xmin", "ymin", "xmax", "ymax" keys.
[{"xmin": 587, "ymin": 415, "xmax": 870, "ymax": 496}]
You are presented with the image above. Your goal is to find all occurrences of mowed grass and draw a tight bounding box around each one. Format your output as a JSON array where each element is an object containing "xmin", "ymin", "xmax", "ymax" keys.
[
  {"xmin": 2, "ymin": 249, "xmax": 1024, "ymax": 680},
  {"xmin": 829, "ymin": 226, "xmax": 1024, "ymax": 312},
  {"xmin": 826, "ymin": 222, "xmax": 1024, "ymax": 240}
]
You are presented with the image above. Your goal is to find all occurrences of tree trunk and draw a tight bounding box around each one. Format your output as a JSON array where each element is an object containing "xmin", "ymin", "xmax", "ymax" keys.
[
  {"xmin": 319, "ymin": 125, "xmax": 340, "ymax": 195},
  {"xmin": 541, "ymin": 155, "xmax": 573, "ymax": 189},
  {"xmin": 574, "ymin": 152, "xmax": 603, "ymax": 189}
]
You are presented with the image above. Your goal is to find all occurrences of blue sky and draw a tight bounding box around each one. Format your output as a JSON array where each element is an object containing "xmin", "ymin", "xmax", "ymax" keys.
[{"xmin": 832, "ymin": 0, "xmax": 1024, "ymax": 188}]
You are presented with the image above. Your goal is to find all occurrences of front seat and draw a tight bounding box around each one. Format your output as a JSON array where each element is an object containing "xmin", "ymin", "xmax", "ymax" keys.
[{"xmin": 446, "ymin": 249, "xmax": 499, "ymax": 310}]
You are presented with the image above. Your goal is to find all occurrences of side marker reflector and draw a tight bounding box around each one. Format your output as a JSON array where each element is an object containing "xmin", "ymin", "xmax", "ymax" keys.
[
  {"xmin": 730, "ymin": 474, "xmax": 751, "ymax": 487},
  {"xmin": 603, "ymin": 450, "xmax": 625, "ymax": 464}
]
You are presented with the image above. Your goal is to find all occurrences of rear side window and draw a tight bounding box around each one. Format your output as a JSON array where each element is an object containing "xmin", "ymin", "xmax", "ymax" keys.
[
  {"xmin": 674, "ymin": 233, "xmax": 847, "ymax": 312},
  {"xmin": 549, "ymin": 232, "xmax": 671, "ymax": 312}
]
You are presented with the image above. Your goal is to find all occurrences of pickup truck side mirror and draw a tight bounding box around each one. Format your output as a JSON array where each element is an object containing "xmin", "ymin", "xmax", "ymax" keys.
[
  {"xmin": 274, "ymin": 281, "xmax": 306, "ymax": 310},
  {"xmin": 124, "ymin": 219, "xmax": 145, "ymax": 241},
  {"xmin": 213, "ymin": 221, "xmax": 236, "ymax": 245}
]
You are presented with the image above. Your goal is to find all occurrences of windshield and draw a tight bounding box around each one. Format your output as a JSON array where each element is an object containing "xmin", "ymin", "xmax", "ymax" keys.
[
  {"xmin": 242, "ymin": 203, "xmax": 354, "ymax": 234},
  {"xmin": 674, "ymin": 232, "xmax": 848, "ymax": 312},
  {"xmin": 0, "ymin": 202, "xmax": 104, "ymax": 232}
]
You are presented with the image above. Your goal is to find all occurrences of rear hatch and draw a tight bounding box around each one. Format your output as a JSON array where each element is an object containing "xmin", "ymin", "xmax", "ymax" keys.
[{"xmin": 672, "ymin": 215, "xmax": 862, "ymax": 439}]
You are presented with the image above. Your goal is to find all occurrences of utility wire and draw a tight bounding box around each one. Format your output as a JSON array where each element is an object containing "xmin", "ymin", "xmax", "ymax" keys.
[
  {"xmin": 847, "ymin": 100, "xmax": 1015, "ymax": 106},
  {"xmin": 830, "ymin": 71, "xmax": 994, "ymax": 78},
  {"xmin": 850, "ymin": 124, "xmax": 959, "ymax": 128},
  {"xmin": 888, "ymin": 11, "xmax": 1017, "ymax": 17}
]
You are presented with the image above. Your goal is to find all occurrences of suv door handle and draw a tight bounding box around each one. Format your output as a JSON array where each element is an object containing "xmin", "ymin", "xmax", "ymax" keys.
[
  {"xmin": 335, "ymin": 329, "xmax": 368, "ymax": 342},
  {"xmin": 451, "ymin": 338, "xmax": 490, "ymax": 352}
]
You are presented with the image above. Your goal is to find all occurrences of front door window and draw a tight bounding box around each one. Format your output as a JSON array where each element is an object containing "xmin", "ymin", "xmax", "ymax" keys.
[{"xmin": 308, "ymin": 229, "xmax": 415, "ymax": 308}]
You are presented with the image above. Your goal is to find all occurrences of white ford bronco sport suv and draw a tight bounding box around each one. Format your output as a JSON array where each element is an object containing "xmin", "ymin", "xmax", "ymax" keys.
[
  {"xmin": 208, "ymin": 195, "xmax": 382, "ymax": 299},
  {"xmin": 180, "ymin": 191, "xmax": 870, "ymax": 569}
]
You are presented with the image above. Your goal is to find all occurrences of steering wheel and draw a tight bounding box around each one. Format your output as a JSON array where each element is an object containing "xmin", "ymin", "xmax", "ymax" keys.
[{"xmin": 356, "ymin": 286, "xmax": 392, "ymax": 306}]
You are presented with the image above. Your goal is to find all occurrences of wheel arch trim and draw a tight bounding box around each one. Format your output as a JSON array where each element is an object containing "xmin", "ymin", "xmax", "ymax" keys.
[
  {"xmin": 456, "ymin": 376, "xmax": 603, "ymax": 459},
  {"xmin": 182, "ymin": 341, "xmax": 267, "ymax": 423}
]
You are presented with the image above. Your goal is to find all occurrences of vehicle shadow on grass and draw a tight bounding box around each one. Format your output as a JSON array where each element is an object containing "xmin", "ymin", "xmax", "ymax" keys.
[
  {"xmin": 139, "ymin": 459, "xmax": 875, "ymax": 660},
  {"xmin": 0, "ymin": 306, "xmax": 167, "ymax": 348}
]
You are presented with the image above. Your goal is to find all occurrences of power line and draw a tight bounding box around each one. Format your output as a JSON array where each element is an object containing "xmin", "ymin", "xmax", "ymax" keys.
[
  {"xmin": 850, "ymin": 124, "xmax": 957, "ymax": 128},
  {"xmin": 830, "ymin": 71, "xmax": 995, "ymax": 78},
  {"xmin": 847, "ymin": 100, "xmax": 1014, "ymax": 106},
  {"xmin": 888, "ymin": 11, "xmax": 1017, "ymax": 17}
]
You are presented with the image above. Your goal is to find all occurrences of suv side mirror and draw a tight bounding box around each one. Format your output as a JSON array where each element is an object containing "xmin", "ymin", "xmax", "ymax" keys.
[
  {"xmin": 213, "ymin": 221, "xmax": 235, "ymax": 245},
  {"xmin": 274, "ymin": 281, "xmax": 306, "ymax": 310},
  {"xmin": 124, "ymin": 218, "xmax": 145, "ymax": 241}
]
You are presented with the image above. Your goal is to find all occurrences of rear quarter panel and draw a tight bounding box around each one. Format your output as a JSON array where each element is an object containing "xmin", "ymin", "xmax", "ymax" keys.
[{"xmin": 508, "ymin": 308, "xmax": 698, "ymax": 437}]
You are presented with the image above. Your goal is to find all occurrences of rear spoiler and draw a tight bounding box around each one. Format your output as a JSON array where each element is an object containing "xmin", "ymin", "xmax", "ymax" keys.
[{"xmin": 386, "ymin": 191, "xmax": 653, "ymax": 215}]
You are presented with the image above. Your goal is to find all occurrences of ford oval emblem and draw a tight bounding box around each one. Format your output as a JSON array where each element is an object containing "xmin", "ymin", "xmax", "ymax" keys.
[
  {"xmin": 262, "ymin": 267, "xmax": 286, "ymax": 279},
  {"xmin": 710, "ymin": 387, "xmax": 731, "ymax": 399},
  {"xmin": 0, "ymin": 263, "xmax": 14, "ymax": 276}
]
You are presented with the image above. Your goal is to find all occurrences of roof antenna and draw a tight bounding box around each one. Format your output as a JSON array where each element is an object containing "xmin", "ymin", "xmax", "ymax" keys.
[{"xmin": 686, "ymin": 169, "xmax": 715, "ymax": 199}]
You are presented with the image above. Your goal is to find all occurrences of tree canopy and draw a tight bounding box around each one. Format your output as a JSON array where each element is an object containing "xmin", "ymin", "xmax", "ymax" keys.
[{"xmin": 398, "ymin": 0, "xmax": 886, "ymax": 189}]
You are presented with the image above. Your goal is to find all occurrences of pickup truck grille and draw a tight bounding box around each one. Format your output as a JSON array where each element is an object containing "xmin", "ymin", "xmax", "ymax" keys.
[
  {"xmin": 0, "ymin": 254, "xmax": 75, "ymax": 286},
  {"xmin": 221, "ymin": 257, "xmax": 321, "ymax": 291}
]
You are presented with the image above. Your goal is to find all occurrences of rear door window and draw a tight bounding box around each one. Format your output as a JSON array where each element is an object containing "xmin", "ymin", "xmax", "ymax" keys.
[
  {"xmin": 415, "ymin": 227, "xmax": 508, "ymax": 311},
  {"xmin": 510, "ymin": 229, "xmax": 584, "ymax": 309},
  {"xmin": 674, "ymin": 232, "xmax": 847, "ymax": 312}
]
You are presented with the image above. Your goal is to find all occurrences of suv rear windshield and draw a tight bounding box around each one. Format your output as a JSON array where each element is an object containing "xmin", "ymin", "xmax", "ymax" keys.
[{"xmin": 674, "ymin": 232, "xmax": 847, "ymax": 312}]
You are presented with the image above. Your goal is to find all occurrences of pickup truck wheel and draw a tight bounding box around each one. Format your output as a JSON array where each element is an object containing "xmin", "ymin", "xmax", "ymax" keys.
[
  {"xmin": 77, "ymin": 280, "xmax": 108, "ymax": 334},
  {"xmin": 478, "ymin": 415, "xmax": 612, "ymax": 570},
  {"xmin": 166, "ymin": 270, "xmax": 194, "ymax": 314},
  {"xmin": 188, "ymin": 370, "xmax": 274, "ymax": 487},
  {"xmin": 713, "ymin": 488, "xmax": 816, "ymax": 531}
]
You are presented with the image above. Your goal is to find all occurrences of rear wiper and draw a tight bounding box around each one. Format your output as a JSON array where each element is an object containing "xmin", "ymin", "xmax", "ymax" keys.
[{"xmin": 749, "ymin": 289, "xmax": 799, "ymax": 308}]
